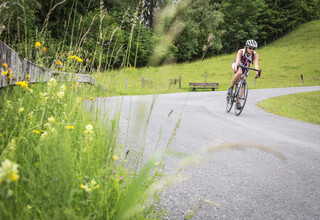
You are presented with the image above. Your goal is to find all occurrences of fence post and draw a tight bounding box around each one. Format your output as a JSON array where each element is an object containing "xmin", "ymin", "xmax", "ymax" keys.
[
  {"xmin": 300, "ymin": 74, "xmax": 304, "ymax": 85},
  {"xmin": 204, "ymin": 72, "xmax": 207, "ymax": 88},
  {"xmin": 179, "ymin": 75, "xmax": 181, "ymax": 88},
  {"xmin": 141, "ymin": 76, "xmax": 144, "ymax": 88},
  {"xmin": 126, "ymin": 78, "xmax": 128, "ymax": 88}
]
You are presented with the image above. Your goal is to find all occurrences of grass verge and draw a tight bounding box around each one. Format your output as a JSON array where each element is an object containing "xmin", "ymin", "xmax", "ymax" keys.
[{"xmin": 257, "ymin": 91, "xmax": 320, "ymax": 125}]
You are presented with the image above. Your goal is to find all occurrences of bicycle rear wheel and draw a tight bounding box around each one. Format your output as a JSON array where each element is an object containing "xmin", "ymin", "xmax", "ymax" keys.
[{"xmin": 235, "ymin": 82, "xmax": 248, "ymax": 116}]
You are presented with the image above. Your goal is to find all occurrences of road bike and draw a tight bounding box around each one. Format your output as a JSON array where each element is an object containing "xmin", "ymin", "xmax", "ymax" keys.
[{"xmin": 226, "ymin": 65, "xmax": 262, "ymax": 116}]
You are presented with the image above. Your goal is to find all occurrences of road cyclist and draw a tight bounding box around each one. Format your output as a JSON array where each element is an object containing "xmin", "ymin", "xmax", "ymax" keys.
[{"xmin": 226, "ymin": 40, "xmax": 262, "ymax": 116}]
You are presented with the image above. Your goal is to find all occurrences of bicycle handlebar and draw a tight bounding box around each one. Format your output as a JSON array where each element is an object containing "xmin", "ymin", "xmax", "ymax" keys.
[{"xmin": 237, "ymin": 64, "xmax": 262, "ymax": 78}]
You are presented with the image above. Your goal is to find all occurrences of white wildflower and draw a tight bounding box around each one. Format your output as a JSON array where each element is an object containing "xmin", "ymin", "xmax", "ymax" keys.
[
  {"xmin": 0, "ymin": 159, "xmax": 19, "ymax": 183},
  {"xmin": 57, "ymin": 91, "xmax": 64, "ymax": 99}
]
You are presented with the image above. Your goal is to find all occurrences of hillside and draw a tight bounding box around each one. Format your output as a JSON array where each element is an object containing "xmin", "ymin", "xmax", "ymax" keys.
[{"xmin": 96, "ymin": 20, "xmax": 320, "ymax": 95}]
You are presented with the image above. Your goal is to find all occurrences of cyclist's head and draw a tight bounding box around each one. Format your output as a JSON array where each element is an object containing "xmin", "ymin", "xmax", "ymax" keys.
[{"xmin": 245, "ymin": 40, "xmax": 258, "ymax": 49}]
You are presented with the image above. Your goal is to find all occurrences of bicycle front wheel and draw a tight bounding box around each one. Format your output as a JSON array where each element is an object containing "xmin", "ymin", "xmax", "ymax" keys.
[
  {"xmin": 235, "ymin": 82, "xmax": 248, "ymax": 116},
  {"xmin": 226, "ymin": 91, "xmax": 234, "ymax": 113}
]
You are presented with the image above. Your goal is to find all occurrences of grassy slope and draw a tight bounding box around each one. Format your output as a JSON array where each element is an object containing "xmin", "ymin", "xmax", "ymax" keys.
[{"xmin": 95, "ymin": 20, "xmax": 320, "ymax": 96}]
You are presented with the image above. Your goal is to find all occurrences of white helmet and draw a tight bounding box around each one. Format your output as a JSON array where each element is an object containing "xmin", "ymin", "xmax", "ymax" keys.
[{"xmin": 245, "ymin": 40, "xmax": 258, "ymax": 48}]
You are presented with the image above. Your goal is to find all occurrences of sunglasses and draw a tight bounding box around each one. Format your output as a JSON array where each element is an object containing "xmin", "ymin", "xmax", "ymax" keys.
[{"xmin": 248, "ymin": 47, "xmax": 255, "ymax": 50}]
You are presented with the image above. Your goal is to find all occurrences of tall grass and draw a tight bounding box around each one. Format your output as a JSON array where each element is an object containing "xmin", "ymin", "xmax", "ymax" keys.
[{"xmin": 0, "ymin": 78, "xmax": 167, "ymax": 219}]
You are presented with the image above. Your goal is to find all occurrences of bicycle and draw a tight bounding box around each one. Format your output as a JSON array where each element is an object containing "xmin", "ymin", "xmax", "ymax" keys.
[{"xmin": 226, "ymin": 64, "xmax": 262, "ymax": 116}]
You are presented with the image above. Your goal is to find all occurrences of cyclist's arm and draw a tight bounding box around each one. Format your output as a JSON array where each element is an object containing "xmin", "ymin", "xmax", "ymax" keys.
[
  {"xmin": 234, "ymin": 50, "xmax": 243, "ymax": 72},
  {"xmin": 253, "ymin": 52, "xmax": 260, "ymax": 77}
]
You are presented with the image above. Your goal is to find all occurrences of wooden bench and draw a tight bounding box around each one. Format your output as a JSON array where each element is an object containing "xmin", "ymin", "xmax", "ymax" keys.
[{"xmin": 189, "ymin": 82, "xmax": 219, "ymax": 91}]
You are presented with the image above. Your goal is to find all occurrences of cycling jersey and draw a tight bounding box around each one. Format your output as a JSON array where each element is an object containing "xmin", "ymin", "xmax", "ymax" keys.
[{"xmin": 232, "ymin": 49, "xmax": 255, "ymax": 75}]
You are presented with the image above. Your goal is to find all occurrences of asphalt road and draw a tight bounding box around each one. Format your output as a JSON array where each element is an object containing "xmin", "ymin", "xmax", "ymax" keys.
[{"xmin": 94, "ymin": 86, "xmax": 320, "ymax": 219}]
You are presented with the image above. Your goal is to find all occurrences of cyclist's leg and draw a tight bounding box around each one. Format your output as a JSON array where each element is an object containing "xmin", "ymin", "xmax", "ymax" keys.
[
  {"xmin": 237, "ymin": 84, "xmax": 245, "ymax": 107},
  {"xmin": 231, "ymin": 68, "xmax": 243, "ymax": 87}
]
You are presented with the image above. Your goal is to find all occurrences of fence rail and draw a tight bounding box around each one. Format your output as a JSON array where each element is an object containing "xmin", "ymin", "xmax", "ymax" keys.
[{"xmin": 0, "ymin": 40, "xmax": 95, "ymax": 88}]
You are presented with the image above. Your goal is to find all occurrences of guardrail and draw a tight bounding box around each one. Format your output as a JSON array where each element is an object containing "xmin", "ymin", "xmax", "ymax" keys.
[{"xmin": 0, "ymin": 40, "xmax": 95, "ymax": 88}]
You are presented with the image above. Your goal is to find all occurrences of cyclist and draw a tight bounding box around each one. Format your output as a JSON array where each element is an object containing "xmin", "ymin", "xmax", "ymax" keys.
[{"xmin": 228, "ymin": 40, "xmax": 260, "ymax": 109}]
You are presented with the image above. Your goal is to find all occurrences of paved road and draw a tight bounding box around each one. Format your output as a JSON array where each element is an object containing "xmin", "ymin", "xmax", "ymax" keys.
[{"xmin": 94, "ymin": 86, "xmax": 320, "ymax": 219}]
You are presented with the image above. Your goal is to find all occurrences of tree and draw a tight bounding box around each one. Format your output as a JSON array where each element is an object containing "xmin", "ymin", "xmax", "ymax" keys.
[
  {"xmin": 174, "ymin": 0, "xmax": 224, "ymax": 61},
  {"xmin": 219, "ymin": 0, "xmax": 266, "ymax": 53},
  {"xmin": 259, "ymin": 0, "xmax": 288, "ymax": 43}
]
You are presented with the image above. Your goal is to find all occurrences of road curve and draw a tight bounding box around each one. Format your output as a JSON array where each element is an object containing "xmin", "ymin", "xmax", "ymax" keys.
[{"xmin": 94, "ymin": 86, "xmax": 320, "ymax": 219}]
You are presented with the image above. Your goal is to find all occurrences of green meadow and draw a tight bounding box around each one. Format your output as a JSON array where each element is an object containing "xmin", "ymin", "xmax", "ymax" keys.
[{"xmin": 96, "ymin": 20, "xmax": 320, "ymax": 96}]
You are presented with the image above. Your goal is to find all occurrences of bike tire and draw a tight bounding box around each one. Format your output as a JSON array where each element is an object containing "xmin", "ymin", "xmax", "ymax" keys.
[
  {"xmin": 226, "ymin": 89, "xmax": 235, "ymax": 113},
  {"xmin": 235, "ymin": 81, "xmax": 248, "ymax": 116}
]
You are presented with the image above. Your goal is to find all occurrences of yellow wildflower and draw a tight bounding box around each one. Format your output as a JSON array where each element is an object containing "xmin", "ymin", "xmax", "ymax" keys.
[
  {"xmin": 19, "ymin": 107, "xmax": 25, "ymax": 113},
  {"xmin": 1, "ymin": 71, "xmax": 8, "ymax": 76},
  {"xmin": 80, "ymin": 184, "xmax": 84, "ymax": 189},
  {"xmin": 2, "ymin": 63, "xmax": 8, "ymax": 68},
  {"xmin": 10, "ymin": 171, "xmax": 19, "ymax": 181},
  {"xmin": 112, "ymin": 155, "xmax": 118, "ymax": 161},
  {"xmin": 33, "ymin": 130, "xmax": 40, "ymax": 134},
  {"xmin": 42, "ymin": 47, "xmax": 46, "ymax": 53},
  {"xmin": 65, "ymin": 125, "xmax": 74, "ymax": 130},
  {"xmin": 57, "ymin": 60, "xmax": 62, "ymax": 66},
  {"xmin": 77, "ymin": 58, "xmax": 83, "ymax": 63},
  {"xmin": 8, "ymin": 68, "xmax": 12, "ymax": 73},
  {"xmin": 90, "ymin": 97, "xmax": 94, "ymax": 100},
  {"xmin": 154, "ymin": 162, "xmax": 159, "ymax": 166},
  {"xmin": 35, "ymin": 42, "xmax": 41, "ymax": 48},
  {"xmin": 95, "ymin": 184, "xmax": 100, "ymax": 189},
  {"xmin": 0, "ymin": 133, "xmax": 2, "ymax": 137},
  {"xmin": 16, "ymin": 81, "xmax": 28, "ymax": 88}
]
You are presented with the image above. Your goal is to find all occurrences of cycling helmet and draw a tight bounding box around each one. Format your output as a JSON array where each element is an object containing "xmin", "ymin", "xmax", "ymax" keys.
[{"xmin": 245, "ymin": 40, "xmax": 258, "ymax": 49}]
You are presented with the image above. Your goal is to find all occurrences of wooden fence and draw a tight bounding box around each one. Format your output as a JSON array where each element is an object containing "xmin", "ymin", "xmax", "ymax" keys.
[{"xmin": 0, "ymin": 40, "xmax": 95, "ymax": 89}]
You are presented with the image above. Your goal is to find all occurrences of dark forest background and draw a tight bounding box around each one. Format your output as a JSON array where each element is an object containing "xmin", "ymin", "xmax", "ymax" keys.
[{"xmin": 0, "ymin": 0, "xmax": 319, "ymax": 70}]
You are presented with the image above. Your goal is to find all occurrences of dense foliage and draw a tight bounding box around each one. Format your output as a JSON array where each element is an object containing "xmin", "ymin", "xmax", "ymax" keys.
[{"xmin": 0, "ymin": 0, "xmax": 319, "ymax": 69}]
